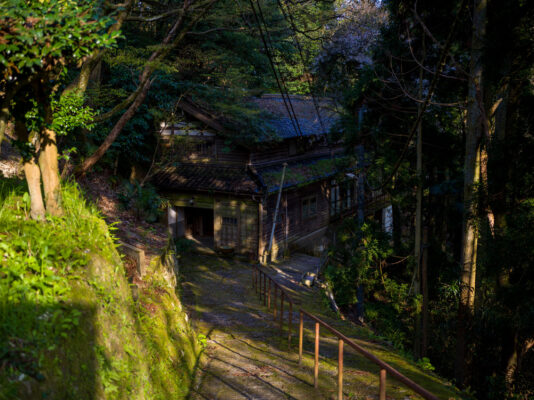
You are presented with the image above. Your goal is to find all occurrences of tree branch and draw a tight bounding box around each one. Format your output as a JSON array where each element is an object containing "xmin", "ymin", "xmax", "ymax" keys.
[{"xmin": 126, "ymin": 8, "xmax": 184, "ymax": 22}]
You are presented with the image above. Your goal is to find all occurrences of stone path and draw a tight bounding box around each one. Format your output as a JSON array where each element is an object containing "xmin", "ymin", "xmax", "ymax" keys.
[{"xmin": 180, "ymin": 254, "xmax": 459, "ymax": 400}]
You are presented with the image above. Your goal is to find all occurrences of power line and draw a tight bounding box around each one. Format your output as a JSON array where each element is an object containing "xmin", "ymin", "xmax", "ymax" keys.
[
  {"xmin": 276, "ymin": 0, "xmax": 327, "ymax": 134},
  {"xmin": 249, "ymin": 0, "xmax": 303, "ymax": 137}
]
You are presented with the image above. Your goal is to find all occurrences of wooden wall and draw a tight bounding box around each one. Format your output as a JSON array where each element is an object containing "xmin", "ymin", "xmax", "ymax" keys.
[
  {"xmin": 214, "ymin": 197, "xmax": 259, "ymax": 256},
  {"xmin": 161, "ymin": 135, "xmax": 249, "ymax": 165},
  {"xmin": 167, "ymin": 192, "xmax": 258, "ymax": 256},
  {"xmin": 259, "ymin": 181, "xmax": 330, "ymax": 258}
]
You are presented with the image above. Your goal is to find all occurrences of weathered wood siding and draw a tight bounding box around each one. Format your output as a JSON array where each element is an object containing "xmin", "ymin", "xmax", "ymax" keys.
[
  {"xmin": 214, "ymin": 137, "xmax": 249, "ymax": 164},
  {"xmin": 166, "ymin": 192, "xmax": 259, "ymax": 255},
  {"xmin": 161, "ymin": 136, "xmax": 249, "ymax": 165},
  {"xmin": 259, "ymin": 181, "xmax": 330, "ymax": 258},
  {"xmin": 214, "ymin": 197, "xmax": 258, "ymax": 256}
]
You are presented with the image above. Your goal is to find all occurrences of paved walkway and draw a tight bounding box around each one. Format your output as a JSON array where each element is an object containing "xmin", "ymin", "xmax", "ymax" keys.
[{"xmin": 180, "ymin": 254, "xmax": 458, "ymax": 400}]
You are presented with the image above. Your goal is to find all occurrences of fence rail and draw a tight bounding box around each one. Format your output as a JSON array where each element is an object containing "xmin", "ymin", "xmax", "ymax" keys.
[{"xmin": 251, "ymin": 264, "xmax": 438, "ymax": 400}]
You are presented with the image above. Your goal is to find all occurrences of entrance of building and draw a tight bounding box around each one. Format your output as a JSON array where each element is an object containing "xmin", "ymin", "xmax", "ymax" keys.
[{"xmin": 184, "ymin": 207, "xmax": 214, "ymax": 240}]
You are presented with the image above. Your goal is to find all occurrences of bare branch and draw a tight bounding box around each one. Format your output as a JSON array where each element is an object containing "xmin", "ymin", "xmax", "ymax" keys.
[
  {"xmin": 126, "ymin": 8, "xmax": 184, "ymax": 22},
  {"xmin": 413, "ymin": 5, "xmax": 469, "ymax": 77},
  {"xmin": 186, "ymin": 27, "xmax": 244, "ymax": 35}
]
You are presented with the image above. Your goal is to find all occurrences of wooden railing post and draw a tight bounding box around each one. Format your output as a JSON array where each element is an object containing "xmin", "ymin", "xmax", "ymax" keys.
[
  {"xmin": 299, "ymin": 310, "xmax": 303, "ymax": 365},
  {"xmin": 338, "ymin": 339, "xmax": 343, "ymax": 400},
  {"xmin": 314, "ymin": 322, "xmax": 320, "ymax": 388},
  {"xmin": 288, "ymin": 301, "xmax": 292, "ymax": 349},
  {"xmin": 263, "ymin": 273, "xmax": 271, "ymax": 306},
  {"xmin": 268, "ymin": 278, "xmax": 271, "ymax": 310},
  {"xmin": 258, "ymin": 271, "xmax": 262, "ymax": 299},
  {"xmin": 280, "ymin": 291, "xmax": 284, "ymax": 331},
  {"xmin": 379, "ymin": 369, "xmax": 386, "ymax": 400},
  {"xmin": 273, "ymin": 286, "xmax": 277, "ymax": 319}
]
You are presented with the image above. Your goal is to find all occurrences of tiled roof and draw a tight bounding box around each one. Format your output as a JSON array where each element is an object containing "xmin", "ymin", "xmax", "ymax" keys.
[
  {"xmin": 258, "ymin": 157, "xmax": 341, "ymax": 193},
  {"xmin": 152, "ymin": 164, "xmax": 260, "ymax": 195},
  {"xmin": 252, "ymin": 94, "xmax": 339, "ymax": 140}
]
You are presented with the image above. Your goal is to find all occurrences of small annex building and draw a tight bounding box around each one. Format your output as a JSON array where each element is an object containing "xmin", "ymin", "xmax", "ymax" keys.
[{"xmin": 152, "ymin": 94, "xmax": 388, "ymax": 261}]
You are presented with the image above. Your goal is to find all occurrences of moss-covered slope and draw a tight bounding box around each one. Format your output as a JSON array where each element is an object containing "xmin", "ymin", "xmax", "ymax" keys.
[{"xmin": 0, "ymin": 179, "xmax": 200, "ymax": 399}]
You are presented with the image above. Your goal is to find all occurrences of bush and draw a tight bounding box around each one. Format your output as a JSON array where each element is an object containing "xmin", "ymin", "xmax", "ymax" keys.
[{"xmin": 118, "ymin": 181, "xmax": 163, "ymax": 223}]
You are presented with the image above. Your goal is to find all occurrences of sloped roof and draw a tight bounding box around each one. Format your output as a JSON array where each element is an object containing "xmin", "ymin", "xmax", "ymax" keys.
[
  {"xmin": 258, "ymin": 156, "xmax": 341, "ymax": 193},
  {"xmin": 152, "ymin": 164, "xmax": 260, "ymax": 195},
  {"xmin": 174, "ymin": 94, "xmax": 339, "ymax": 144},
  {"xmin": 252, "ymin": 94, "xmax": 338, "ymax": 139}
]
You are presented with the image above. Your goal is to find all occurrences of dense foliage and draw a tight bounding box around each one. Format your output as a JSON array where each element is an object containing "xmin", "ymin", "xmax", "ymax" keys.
[{"xmin": 318, "ymin": 0, "xmax": 534, "ymax": 398}]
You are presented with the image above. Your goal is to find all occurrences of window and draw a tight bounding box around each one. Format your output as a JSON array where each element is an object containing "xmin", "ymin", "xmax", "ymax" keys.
[
  {"xmin": 195, "ymin": 141, "xmax": 214, "ymax": 156},
  {"xmin": 330, "ymin": 180, "xmax": 356, "ymax": 216},
  {"xmin": 330, "ymin": 185, "xmax": 341, "ymax": 216},
  {"xmin": 222, "ymin": 217, "xmax": 237, "ymax": 226},
  {"xmin": 302, "ymin": 196, "xmax": 317, "ymax": 219},
  {"xmin": 220, "ymin": 216, "xmax": 238, "ymax": 247}
]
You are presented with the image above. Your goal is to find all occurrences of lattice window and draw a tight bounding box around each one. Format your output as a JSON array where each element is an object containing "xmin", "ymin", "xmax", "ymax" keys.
[
  {"xmin": 302, "ymin": 196, "xmax": 317, "ymax": 219},
  {"xmin": 220, "ymin": 216, "xmax": 238, "ymax": 247}
]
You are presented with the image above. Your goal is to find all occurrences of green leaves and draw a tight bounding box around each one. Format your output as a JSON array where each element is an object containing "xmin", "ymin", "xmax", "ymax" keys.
[
  {"xmin": 51, "ymin": 91, "xmax": 96, "ymax": 136},
  {"xmin": 0, "ymin": 0, "xmax": 121, "ymax": 81}
]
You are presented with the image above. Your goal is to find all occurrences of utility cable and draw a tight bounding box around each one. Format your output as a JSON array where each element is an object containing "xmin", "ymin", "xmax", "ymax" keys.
[
  {"xmin": 248, "ymin": 0, "xmax": 301, "ymax": 138},
  {"xmin": 276, "ymin": 0, "xmax": 327, "ymax": 134},
  {"xmin": 254, "ymin": 0, "xmax": 304, "ymax": 137}
]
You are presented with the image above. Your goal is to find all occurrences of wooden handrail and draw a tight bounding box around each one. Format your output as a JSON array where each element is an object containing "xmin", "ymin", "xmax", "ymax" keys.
[
  {"xmin": 252, "ymin": 265, "xmax": 295, "ymax": 346},
  {"xmin": 251, "ymin": 265, "xmax": 438, "ymax": 400},
  {"xmin": 299, "ymin": 310, "xmax": 439, "ymax": 400}
]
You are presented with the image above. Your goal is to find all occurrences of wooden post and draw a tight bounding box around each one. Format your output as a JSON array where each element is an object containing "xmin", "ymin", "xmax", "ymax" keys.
[
  {"xmin": 314, "ymin": 322, "xmax": 320, "ymax": 388},
  {"xmin": 280, "ymin": 291, "xmax": 284, "ymax": 330},
  {"xmin": 338, "ymin": 339, "xmax": 343, "ymax": 400},
  {"xmin": 258, "ymin": 271, "xmax": 262, "ymax": 300},
  {"xmin": 273, "ymin": 286, "xmax": 277, "ymax": 319},
  {"xmin": 263, "ymin": 274, "xmax": 271, "ymax": 306},
  {"xmin": 379, "ymin": 369, "xmax": 386, "ymax": 400},
  {"xmin": 288, "ymin": 301, "xmax": 292, "ymax": 349},
  {"xmin": 268, "ymin": 278, "xmax": 271, "ymax": 310},
  {"xmin": 299, "ymin": 311, "xmax": 303, "ymax": 365}
]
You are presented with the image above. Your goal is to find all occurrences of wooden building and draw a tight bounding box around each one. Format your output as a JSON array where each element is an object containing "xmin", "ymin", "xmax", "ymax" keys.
[{"xmin": 153, "ymin": 94, "xmax": 387, "ymax": 260}]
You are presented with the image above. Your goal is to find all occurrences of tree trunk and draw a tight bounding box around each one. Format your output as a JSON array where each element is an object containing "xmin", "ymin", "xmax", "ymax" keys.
[
  {"xmin": 455, "ymin": 0, "xmax": 487, "ymax": 387},
  {"xmin": 14, "ymin": 120, "xmax": 45, "ymax": 220},
  {"xmin": 413, "ymin": 33, "xmax": 425, "ymax": 359},
  {"xmin": 421, "ymin": 226, "xmax": 429, "ymax": 357},
  {"xmin": 0, "ymin": 104, "xmax": 9, "ymax": 153},
  {"xmin": 75, "ymin": 0, "xmax": 217, "ymax": 175},
  {"xmin": 38, "ymin": 126, "xmax": 63, "ymax": 216},
  {"xmin": 77, "ymin": 77, "xmax": 152, "ymax": 175}
]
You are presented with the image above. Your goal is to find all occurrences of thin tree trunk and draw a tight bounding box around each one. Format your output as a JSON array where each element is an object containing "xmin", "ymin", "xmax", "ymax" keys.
[
  {"xmin": 0, "ymin": 104, "xmax": 9, "ymax": 152},
  {"xmin": 414, "ymin": 33, "xmax": 425, "ymax": 359},
  {"xmin": 76, "ymin": 0, "xmax": 217, "ymax": 175},
  {"xmin": 77, "ymin": 77, "xmax": 152, "ymax": 175},
  {"xmin": 421, "ymin": 226, "xmax": 429, "ymax": 357},
  {"xmin": 14, "ymin": 120, "xmax": 45, "ymax": 220},
  {"xmin": 455, "ymin": 0, "xmax": 487, "ymax": 387}
]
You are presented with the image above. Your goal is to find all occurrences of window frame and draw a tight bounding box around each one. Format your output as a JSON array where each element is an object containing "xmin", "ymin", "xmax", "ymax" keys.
[{"xmin": 301, "ymin": 195, "xmax": 318, "ymax": 220}]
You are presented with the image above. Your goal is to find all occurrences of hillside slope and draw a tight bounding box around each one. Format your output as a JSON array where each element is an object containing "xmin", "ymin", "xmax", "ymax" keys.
[{"xmin": 0, "ymin": 179, "xmax": 201, "ymax": 399}]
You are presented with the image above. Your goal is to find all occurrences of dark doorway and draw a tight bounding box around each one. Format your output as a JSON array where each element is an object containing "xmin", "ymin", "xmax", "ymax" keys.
[{"xmin": 185, "ymin": 207, "xmax": 214, "ymax": 238}]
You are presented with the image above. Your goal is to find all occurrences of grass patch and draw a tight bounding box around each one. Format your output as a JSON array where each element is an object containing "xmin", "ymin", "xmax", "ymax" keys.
[{"xmin": 0, "ymin": 179, "xmax": 201, "ymax": 399}]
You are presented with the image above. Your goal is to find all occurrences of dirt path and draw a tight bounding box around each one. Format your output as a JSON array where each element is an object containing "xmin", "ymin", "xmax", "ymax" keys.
[{"xmin": 180, "ymin": 254, "xmax": 459, "ymax": 400}]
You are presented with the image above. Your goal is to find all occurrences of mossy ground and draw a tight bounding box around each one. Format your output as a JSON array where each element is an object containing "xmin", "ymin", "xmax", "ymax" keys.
[
  {"xmin": 0, "ymin": 178, "xmax": 200, "ymax": 399},
  {"xmin": 180, "ymin": 253, "xmax": 462, "ymax": 400}
]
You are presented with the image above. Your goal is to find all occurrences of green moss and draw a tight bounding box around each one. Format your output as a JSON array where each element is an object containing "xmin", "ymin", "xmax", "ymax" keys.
[{"xmin": 0, "ymin": 179, "xmax": 201, "ymax": 399}]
